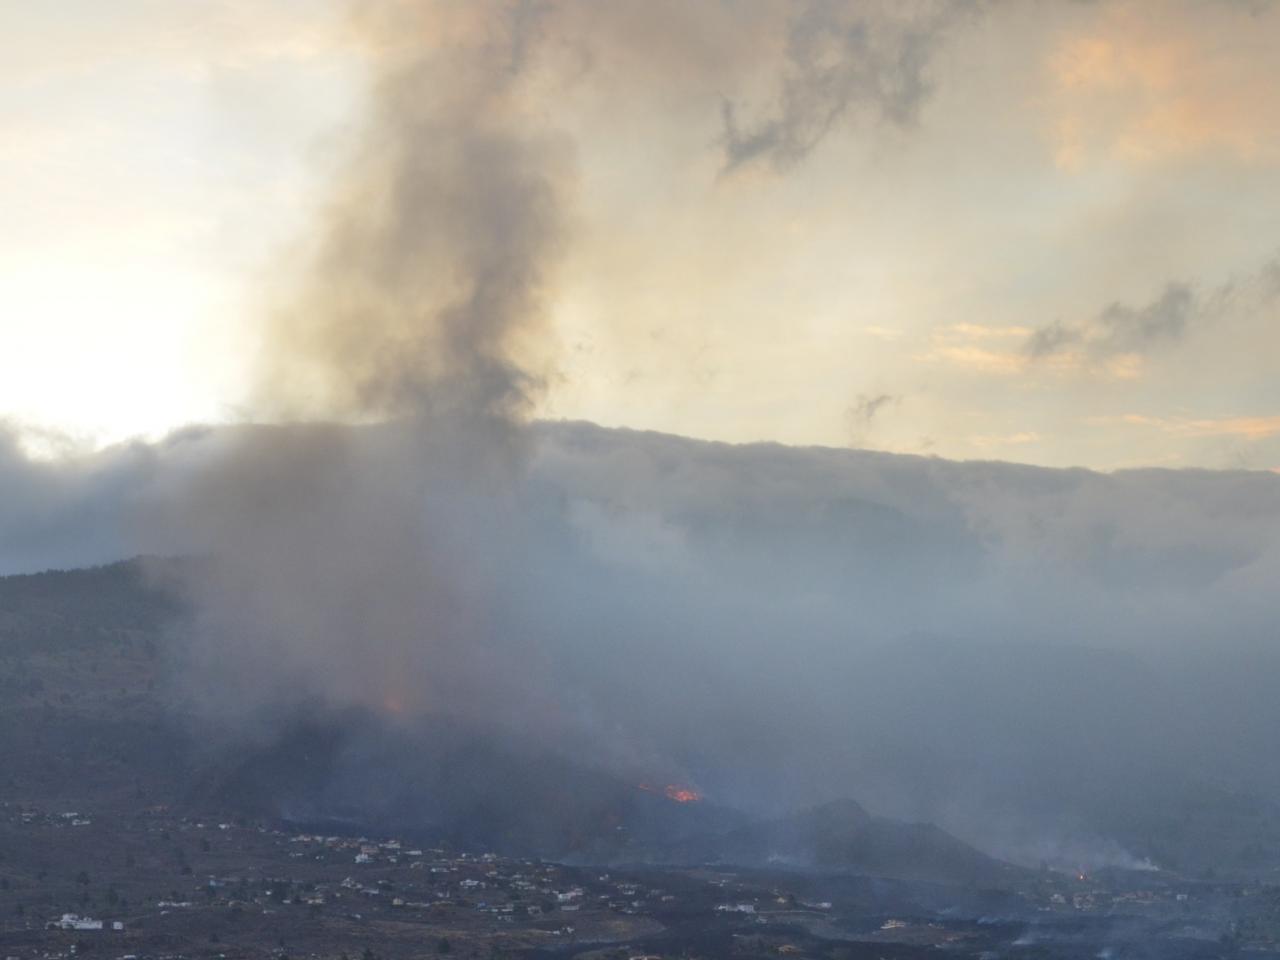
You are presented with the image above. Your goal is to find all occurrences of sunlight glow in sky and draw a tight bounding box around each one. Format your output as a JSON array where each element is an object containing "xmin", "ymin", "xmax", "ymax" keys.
[{"xmin": 5, "ymin": 0, "xmax": 1280, "ymax": 470}]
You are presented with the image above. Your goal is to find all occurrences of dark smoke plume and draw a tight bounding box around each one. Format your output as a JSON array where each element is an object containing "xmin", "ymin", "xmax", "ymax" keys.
[
  {"xmin": 258, "ymin": 2, "xmax": 571, "ymax": 425},
  {"xmin": 171, "ymin": 2, "xmax": 578, "ymax": 731},
  {"xmin": 1025, "ymin": 255, "xmax": 1280, "ymax": 361},
  {"xmin": 720, "ymin": 0, "xmax": 983, "ymax": 173},
  {"xmin": 177, "ymin": 0, "xmax": 984, "ymax": 732}
]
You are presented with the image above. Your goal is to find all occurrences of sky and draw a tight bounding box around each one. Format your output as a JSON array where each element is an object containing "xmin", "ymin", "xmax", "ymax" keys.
[{"xmin": 4, "ymin": 0, "xmax": 1280, "ymax": 469}]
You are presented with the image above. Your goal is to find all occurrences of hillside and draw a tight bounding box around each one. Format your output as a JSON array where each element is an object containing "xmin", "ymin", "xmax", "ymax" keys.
[
  {"xmin": 0, "ymin": 560, "xmax": 1028, "ymax": 888},
  {"xmin": 6, "ymin": 558, "xmax": 1280, "ymax": 882},
  {"xmin": 652, "ymin": 798, "xmax": 1027, "ymax": 888}
]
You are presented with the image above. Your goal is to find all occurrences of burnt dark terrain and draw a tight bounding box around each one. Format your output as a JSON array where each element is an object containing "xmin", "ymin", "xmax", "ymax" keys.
[{"xmin": 5, "ymin": 561, "xmax": 1280, "ymax": 959}]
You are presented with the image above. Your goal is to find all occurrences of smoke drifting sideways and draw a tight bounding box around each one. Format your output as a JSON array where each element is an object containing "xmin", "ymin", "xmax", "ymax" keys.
[
  {"xmin": 7, "ymin": 415, "xmax": 1280, "ymax": 866},
  {"xmin": 6, "ymin": 0, "xmax": 1280, "ymax": 868}
]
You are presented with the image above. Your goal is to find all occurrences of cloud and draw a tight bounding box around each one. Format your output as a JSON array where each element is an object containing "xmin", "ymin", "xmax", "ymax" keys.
[
  {"xmin": 1045, "ymin": 2, "xmax": 1280, "ymax": 169},
  {"xmin": 968, "ymin": 430, "xmax": 1040, "ymax": 450},
  {"xmin": 1026, "ymin": 283, "xmax": 1195, "ymax": 359},
  {"xmin": 720, "ymin": 0, "xmax": 983, "ymax": 173},
  {"xmin": 918, "ymin": 325, "xmax": 1028, "ymax": 376},
  {"xmin": 1026, "ymin": 255, "xmax": 1280, "ymax": 364},
  {"xmin": 1109, "ymin": 412, "xmax": 1280, "ymax": 440},
  {"xmin": 846, "ymin": 391, "xmax": 899, "ymax": 445},
  {"xmin": 852, "ymin": 392, "xmax": 896, "ymax": 421}
]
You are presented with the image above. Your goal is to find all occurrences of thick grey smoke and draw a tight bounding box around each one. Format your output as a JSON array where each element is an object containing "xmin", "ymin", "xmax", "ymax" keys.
[
  {"xmin": 168, "ymin": 0, "xmax": 578, "ymax": 732},
  {"xmin": 257, "ymin": 2, "xmax": 570, "ymax": 423}
]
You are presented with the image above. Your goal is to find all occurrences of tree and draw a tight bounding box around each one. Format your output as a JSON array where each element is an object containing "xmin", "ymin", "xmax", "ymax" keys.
[
  {"xmin": 75, "ymin": 871, "xmax": 90, "ymax": 886},
  {"xmin": 438, "ymin": 937, "xmax": 451, "ymax": 954}
]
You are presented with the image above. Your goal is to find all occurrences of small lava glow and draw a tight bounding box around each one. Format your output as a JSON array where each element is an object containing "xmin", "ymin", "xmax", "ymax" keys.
[
  {"xmin": 665, "ymin": 785, "xmax": 701, "ymax": 803},
  {"xmin": 638, "ymin": 782, "xmax": 702, "ymax": 803}
]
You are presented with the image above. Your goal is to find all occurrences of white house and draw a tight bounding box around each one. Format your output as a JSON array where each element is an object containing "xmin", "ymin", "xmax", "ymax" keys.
[{"xmin": 51, "ymin": 914, "xmax": 104, "ymax": 931}]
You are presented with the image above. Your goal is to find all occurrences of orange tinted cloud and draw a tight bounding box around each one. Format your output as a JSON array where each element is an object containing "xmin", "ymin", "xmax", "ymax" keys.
[
  {"xmin": 1046, "ymin": 4, "xmax": 1280, "ymax": 169},
  {"xmin": 1117, "ymin": 413, "xmax": 1280, "ymax": 440},
  {"xmin": 918, "ymin": 326, "xmax": 1144, "ymax": 381}
]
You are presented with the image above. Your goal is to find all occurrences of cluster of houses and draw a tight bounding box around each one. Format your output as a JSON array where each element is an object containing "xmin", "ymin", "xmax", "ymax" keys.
[
  {"xmin": 46, "ymin": 913, "xmax": 124, "ymax": 932},
  {"xmin": 7, "ymin": 805, "xmax": 841, "ymax": 951},
  {"xmin": 254, "ymin": 829, "xmax": 844, "ymax": 935},
  {"xmin": 1030, "ymin": 874, "xmax": 1209, "ymax": 917},
  {"xmin": 3, "ymin": 804, "xmax": 92, "ymax": 829},
  {"xmin": 184, "ymin": 832, "xmax": 678, "ymax": 935}
]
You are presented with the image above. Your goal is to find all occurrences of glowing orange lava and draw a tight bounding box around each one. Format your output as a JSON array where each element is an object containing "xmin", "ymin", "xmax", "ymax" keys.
[{"xmin": 638, "ymin": 782, "xmax": 702, "ymax": 803}]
